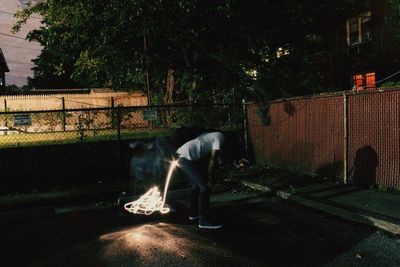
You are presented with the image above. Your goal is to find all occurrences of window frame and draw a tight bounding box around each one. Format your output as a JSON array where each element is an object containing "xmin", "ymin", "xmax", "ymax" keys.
[{"xmin": 346, "ymin": 11, "xmax": 372, "ymax": 46}]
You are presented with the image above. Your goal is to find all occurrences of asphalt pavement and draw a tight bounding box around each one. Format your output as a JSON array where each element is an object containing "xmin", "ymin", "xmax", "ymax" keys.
[
  {"xmin": 1, "ymin": 191, "xmax": 400, "ymax": 267},
  {"xmin": 1, "ymin": 165, "xmax": 400, "ymax": 266}
]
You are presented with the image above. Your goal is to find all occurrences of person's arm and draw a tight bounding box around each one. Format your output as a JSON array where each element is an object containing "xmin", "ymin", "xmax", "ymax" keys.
[
  {"xmin": 208, "ymin": 132, "xmax": 225, "ymax": 183},
  {"xmin": 208, "ymin": 149, "xmax": 220, "ymax": 183}
]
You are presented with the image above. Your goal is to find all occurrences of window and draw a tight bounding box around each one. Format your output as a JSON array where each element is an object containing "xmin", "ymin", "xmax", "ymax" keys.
[
  {"xmin": 346, "ymin": 11, "xmax": 372, "ymax": 46},
  {"xmin": 365, "ymin": 73, "xmax": 376, "ymax": 88},
  {"xmin": 349, "ymin": 17, "xmax": 359, "ymax": 45},
  {"xmin": 352, "ymin": 72, "xmax": 376, "ymax": 91},
  {"xmin": 353, "ymin": 74, "xmax": 363, "ymax": 90}
]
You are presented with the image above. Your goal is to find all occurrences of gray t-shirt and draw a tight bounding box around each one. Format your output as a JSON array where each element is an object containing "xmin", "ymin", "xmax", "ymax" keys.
[{"xmin": 176, "ymin": 132, "xmax": 225, "ymax": 161}]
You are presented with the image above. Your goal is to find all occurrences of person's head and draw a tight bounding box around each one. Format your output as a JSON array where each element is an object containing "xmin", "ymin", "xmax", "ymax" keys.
[{"xmin": 168, "ymin": 125, "xmax": 204, "ymax": 149}]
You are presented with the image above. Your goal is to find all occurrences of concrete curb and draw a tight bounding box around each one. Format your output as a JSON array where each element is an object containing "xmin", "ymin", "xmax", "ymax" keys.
[
  {"xmin": 240, "ymin": 179, "xmax": 400, "ymax": 235},
  {"xmin": 277, "ymin": 191, "xmax": 400, "ymax": 235}
]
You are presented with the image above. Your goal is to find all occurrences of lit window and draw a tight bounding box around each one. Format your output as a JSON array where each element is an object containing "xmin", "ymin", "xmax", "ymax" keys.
[
  {"xmin": 353, "ymin": 74, "xmax": 363, "ymax": 91},
  {"xmin": 365, "ymin": 72, "xmax": 375, "ymax": 89},
  {"xmin": 352, "ymin": 72, "xmax": 376, "ymax": 91}
]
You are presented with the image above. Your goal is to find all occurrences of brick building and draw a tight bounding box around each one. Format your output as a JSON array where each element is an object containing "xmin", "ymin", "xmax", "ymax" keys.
[
  {"xmin": 328, "ymin": 0, "xmax": 400, "ymax": 91},
  {"xmin": 345, "ymin": 1, "xmax": 400, "ymax": 91}
]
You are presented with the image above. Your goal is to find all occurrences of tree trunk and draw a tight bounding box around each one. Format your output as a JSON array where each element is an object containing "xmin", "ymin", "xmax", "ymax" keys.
[{"xmin": 164, "ymin": 68, "xmax": 174, "ymax": 104}]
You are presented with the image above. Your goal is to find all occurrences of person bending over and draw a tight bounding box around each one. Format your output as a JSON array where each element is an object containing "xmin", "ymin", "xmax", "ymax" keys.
[{"xmin": 175, "ymin": 131, "xmax": 225, "ymax": 230}]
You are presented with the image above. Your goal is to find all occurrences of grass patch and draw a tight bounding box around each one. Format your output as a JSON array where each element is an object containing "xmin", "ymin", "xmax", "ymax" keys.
[{"xmin": 0, "ymin": 128, "xmax": 173, "ymax": 148}]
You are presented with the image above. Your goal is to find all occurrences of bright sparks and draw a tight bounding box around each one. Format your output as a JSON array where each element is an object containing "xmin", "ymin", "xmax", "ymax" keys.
[
  {"xmin": 124, "ymin": 159, "xmax": 179, "ymax": 215},
  {"xmin": 124, "ymin": 186, "xmax": 169, "ymax": 215}
]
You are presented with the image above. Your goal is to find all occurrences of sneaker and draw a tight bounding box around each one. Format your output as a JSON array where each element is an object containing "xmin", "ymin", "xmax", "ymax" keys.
[
  {"xmin": 188, "ymin": 215, "xmax": 200, "ymax": 221},
  {"xmin": 198, "ymin": 220, "xmax": 222, "ymax": 230}
]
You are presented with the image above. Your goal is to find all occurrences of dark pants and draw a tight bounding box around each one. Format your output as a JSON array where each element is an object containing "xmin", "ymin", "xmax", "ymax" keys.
[{"xmin": 177, "ymin": 157, "xmax": 210, "ymax": 220}]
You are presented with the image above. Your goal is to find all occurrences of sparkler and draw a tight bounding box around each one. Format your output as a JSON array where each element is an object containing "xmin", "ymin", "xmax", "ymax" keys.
[{"xmin": 124, "ymin": 159, "xmax": 179, "ymax": 215}]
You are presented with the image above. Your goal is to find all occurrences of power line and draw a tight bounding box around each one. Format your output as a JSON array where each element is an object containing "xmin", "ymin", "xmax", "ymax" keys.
[
  {"xmin": 0, "ymin": 43, "xmax": 41, "ymax": 51},
  {"xmin": 0, "ymin": 32, "xmax": 26, "ymax": 40},
  {"xmin": 5, "ymin": 73, "xmax": 30, "ymax": 77},
  {"xmin": 6, "ymin": 70, "xmax": 33, "ymax": 74},
  {"xmin": 0, "ymin": 10, "xmax": 41, "ymax": 20},
  {"xmin": 0, "ymin": 10, "xmax": 17, "ymax": 16},
  {"xmin": 374, "ymin": 70, "xmax": 400, "ymax": 85},
  {"xmin": 6, "ymin": 69, "xmax": 33, "ymax": 74},
  {"xmin": 7, "ymin": 60, "xmax": 34, "ymax": 65}
]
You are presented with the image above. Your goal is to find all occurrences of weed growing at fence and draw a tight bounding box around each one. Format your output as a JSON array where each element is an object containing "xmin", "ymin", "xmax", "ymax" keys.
[
  {"xmin": 378, "ymin": 184, "xmax": 389, "ymax": 192},
  {"xmin": 31, "ymin": 112, "xmax": 64, "ymax": 132}
]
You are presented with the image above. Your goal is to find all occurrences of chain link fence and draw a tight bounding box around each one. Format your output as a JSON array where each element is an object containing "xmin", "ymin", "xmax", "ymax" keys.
[
  {"xmin": 247, "ymin": 88, "xmax": 400, "ymax": 188},
  {"xmin": 0, "ymin": 103, "xmax": 244, "ymax": 148}
]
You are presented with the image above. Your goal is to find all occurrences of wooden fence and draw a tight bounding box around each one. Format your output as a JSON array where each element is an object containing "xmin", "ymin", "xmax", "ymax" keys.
[
  {"xmin": 0, "ymin": 89, "xmax": 149, "ymax": 132},
  {"xmin": 0, "ymin": 89, "xmax": 148, "ymax": 111}
]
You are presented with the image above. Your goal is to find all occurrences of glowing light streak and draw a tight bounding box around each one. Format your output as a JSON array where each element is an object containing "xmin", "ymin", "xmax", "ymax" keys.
[{"xmin": 124, "ymin": 159, "xmax": 179, "ymax": 215}]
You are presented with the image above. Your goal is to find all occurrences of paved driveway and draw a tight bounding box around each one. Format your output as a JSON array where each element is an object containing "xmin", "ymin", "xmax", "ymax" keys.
[{"xmin": 2, "ymin": 193, "xmax": 400, "ymax": 266}]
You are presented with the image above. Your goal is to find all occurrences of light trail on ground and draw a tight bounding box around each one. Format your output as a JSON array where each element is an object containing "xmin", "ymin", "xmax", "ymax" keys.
[{"xmin": 124, "ymin": 159, "xmax": 179, "ymax": 215}]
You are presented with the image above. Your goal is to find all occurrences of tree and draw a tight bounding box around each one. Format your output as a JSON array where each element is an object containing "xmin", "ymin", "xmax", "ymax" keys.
[
  {"xmin": 14, "ymin": 0, "xmax": 353, "ymax": 102},
  {"xmin": 385, "ymin": 0, "xmax": 400, "ymax": 55}
]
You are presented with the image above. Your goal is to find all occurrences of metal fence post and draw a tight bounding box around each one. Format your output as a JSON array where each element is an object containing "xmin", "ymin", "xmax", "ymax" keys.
[
  {"xmin": 343, "ymin": 92, "xmax": 348, "ymax": 184},
  {"xmin": 61, "ymin": 97, "xmax": 66, "ymax": 131},
  {"xmin": 4, "ymin": 98, "xmax": 7, "ymax": 128},
  {"xmin": 242, "ymin": 99, "xmax": 248, "ymax": 159},
  {"xmin": 111, "ymin": 97, "xmax": 115, "ymax": 128},
  {"xmin": 117, "ymin": 107, "xmax": 121, "ymax": 144}
]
